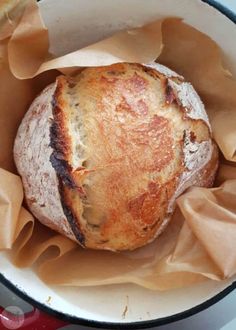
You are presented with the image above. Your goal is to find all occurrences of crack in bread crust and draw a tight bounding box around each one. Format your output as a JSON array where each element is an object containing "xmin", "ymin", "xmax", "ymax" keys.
[
  {"xmin": 57, "ymin": 180, "xmax": 85, "ymax": 246},
  {"xmin": 50, "ymin": 80, "xmax": 85, "ymax": 246}
]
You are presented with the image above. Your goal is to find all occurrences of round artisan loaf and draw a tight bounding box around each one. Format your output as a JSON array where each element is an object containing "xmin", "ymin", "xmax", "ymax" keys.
[{"xmin": 14, "ymin": 63, "xmax": 218, "ymax": 251}]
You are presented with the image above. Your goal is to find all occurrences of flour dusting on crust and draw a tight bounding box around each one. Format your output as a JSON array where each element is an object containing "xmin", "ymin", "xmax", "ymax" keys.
[
  {"xmin": 168, "ymin": 80, "xmax": 210, "ymax": 126},
  {"xmin": 14, "ymin": 83, "xmax": 76, "ymax": 240}
]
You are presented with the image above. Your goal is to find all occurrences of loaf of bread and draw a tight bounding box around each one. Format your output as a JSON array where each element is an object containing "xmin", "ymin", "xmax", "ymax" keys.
[{"xmin": 14, "ymin": 63, "xmax": 218, "ymax": 251}]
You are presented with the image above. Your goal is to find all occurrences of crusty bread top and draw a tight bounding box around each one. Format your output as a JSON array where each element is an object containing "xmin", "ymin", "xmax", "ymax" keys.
[
  {"xmin": 48, "ymin": 63, "xmax": 216, "ymax": 250},
  {"xmin": 14, "ymin": 62, "xmax": 218, "ymax": 251}
]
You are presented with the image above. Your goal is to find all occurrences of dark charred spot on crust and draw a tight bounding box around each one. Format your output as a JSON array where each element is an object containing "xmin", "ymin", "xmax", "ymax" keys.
[
  {"xmin": 50, "ymin": 87, "xmax": 77, "ymax": 189},
  {"xmin": 58, "ymin": 182, "xmax": 85, "ymax": 246},
  {"xmin": 50, "ymin": 152, "xmax": 76, "ymax": 188},
  {"xmin": 50, "ymin": 94, "xmax": 69, "ymax": 157},
  {"xmin": 50, "ymin": 78, "xmax": 85, "ymax": 246}
]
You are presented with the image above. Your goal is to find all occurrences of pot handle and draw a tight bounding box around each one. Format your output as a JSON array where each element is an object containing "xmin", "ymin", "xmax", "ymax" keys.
[{"xmin": 0, "ymin": 306, "xmax": 69, "ymax": 329}]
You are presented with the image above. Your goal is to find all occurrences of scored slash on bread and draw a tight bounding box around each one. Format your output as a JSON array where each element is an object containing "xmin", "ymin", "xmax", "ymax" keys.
[{"xmin": 14, "ymin": 63, "xmax": 218, "ymax": 251}]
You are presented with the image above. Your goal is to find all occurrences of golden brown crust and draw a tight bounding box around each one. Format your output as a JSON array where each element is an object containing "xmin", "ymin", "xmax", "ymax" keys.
[
  {"xmin": 47, "ymin": 63, "xmax": 218, "ymax": 250},
  {"xmin": 14, "ymin": 62, "xmax": 218, "ymax": 251}
]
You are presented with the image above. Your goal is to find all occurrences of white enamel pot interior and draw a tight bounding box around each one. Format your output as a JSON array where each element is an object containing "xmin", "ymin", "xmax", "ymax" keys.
[{"xmin": 0, "ymin": 0, "xmax": 236, "ymax": 328}]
